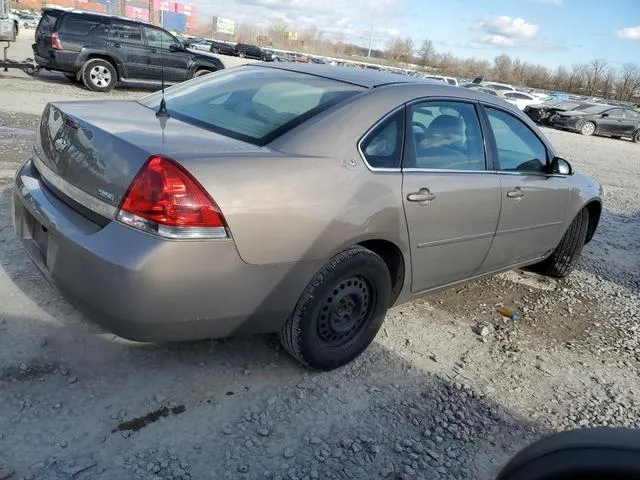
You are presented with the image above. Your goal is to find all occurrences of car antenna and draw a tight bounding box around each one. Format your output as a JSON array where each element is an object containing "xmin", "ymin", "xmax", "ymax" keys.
[{"xmin": 156, "ymin": 21, "xmax": 169, "ymax": 118}]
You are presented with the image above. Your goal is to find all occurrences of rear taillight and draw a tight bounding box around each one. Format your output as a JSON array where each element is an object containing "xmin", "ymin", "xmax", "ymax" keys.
[
  {"xmin": 117, "ymin": 156, "xmax": 228, "ymax": 239},
  {"xmin": 51, "ymin": 32, "xmax": 63, "ymax": 50}
]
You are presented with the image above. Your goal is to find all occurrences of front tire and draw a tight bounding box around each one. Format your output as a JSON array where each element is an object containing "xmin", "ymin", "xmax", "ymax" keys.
[
  {"xmin": 531, "ymin": 208, "xmax": 589, "ymax": 278},
  {"xmin": 82, "ymin": 59, "xmax": 117, "ymax": 92},
  {"xmin": 580, "ymin": 121, "xmax": 595, "ymax": 136},
  {"xmin": 238, "ymin": 51, "xmax": 246, "ymax": 58},
  {"xmin": 279, "ymin": 246, "xmax": 392, "ymax": 371},
  {"xmin": 634, "ymin": 130, "xmax": 640, "ymax": 143}
]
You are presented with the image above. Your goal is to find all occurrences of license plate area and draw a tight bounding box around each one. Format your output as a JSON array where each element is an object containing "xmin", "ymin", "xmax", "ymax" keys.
[{"xmin": 33, "ymin": 221, "xmax": 49, "ymax": 257}]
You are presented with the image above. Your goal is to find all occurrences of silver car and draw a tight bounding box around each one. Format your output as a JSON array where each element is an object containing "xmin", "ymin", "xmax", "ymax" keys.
[{"xmin": 13, "ymin": 64, "xmax": 603, "ymax": 370}]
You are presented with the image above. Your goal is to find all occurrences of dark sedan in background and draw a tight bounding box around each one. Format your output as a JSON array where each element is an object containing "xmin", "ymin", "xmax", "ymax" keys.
[
  {"xmin": 550, "ymin": 104, "xmax": 640, "ymax": 141},
  {"xmin": 524, "ymin": 100, "xmax": 594, "ymax": 125}
]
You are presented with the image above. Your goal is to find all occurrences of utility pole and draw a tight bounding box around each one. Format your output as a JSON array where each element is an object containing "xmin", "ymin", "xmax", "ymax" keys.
[{"xmin": 367, "ymin": 24, "xmax": 373, "ymax": 57}]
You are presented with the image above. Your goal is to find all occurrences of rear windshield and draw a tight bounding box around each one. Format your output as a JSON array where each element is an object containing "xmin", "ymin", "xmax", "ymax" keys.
[
  {"xmin": 139, "ymin": 67, "xmax": 364, "ymax": 145},
  {"xmin": 36, "ymin": 12, "xmax": 59, "ymax": 37}
]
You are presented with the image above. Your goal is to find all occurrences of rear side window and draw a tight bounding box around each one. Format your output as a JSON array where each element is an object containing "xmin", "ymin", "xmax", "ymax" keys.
[
  {"xmin": 60, "ymin": 16, "xmax": 109, "ymax": 37},
  {"xmin": 625, "ymin": 110, "xmax": 640, "ymax": 120},
  {"xmin": 139, "ymin": 67, "xmax": 364, "ymax": 145},
  {"xmin": 360, "ymin": 110, "xmax": 404, "ymax": 169},
  {"xmin": 112, "ymin": 23, "xmax": 142, "ymax": 43}
]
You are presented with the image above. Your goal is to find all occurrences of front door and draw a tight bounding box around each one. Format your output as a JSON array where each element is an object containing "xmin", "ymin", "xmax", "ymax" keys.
[
  {"xmin": 109, "ymin": 23, "xmax": 147, "ymax": 79},
  {"xmin": 480, "ymin": 106, "xmax": 570, "ymax": 271},
  {"xmin": 142, "ymin": 26, "xmax": 190, "ymax": 82},
  {"xmin": 402, "ymin": 100, "xmax": 501, "ymax": 292}
]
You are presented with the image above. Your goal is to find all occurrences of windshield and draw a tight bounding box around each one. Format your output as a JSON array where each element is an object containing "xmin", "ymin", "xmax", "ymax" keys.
[
  {"xmin": 577, "ymin": 105, "xmax": 608, "ymax": 114},
  {"xmin": 140, "ymin": 67, "xmax": 364, "ymax": 145}
]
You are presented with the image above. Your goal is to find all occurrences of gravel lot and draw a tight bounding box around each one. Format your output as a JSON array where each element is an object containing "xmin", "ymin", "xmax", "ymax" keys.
[{"xmin": 1, "ymin": 31, "xmax": 639, "ymax": 480}]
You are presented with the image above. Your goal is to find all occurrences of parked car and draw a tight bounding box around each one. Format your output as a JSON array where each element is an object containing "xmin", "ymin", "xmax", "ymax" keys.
[
  {"xmin": 187, "ymin": 39, "xmax": 212, "ymax": 51},
  {"xmin": 17, "ymin": 12, "xmax": 39, "ymax": 29},
  {"xmin": 234, "ymin": 42, "xmax": 268, "ymax": 60},
  {"xmin": 13, "ymin": 64, "xmax": 603, "ymax": 370},
  {"xmin": 524, "ymin": 100, "xmax": 595, "ymax": 125},
  {"xmin": 482, "ymin": 81, "xmax": 517, "ymax": 92},
  {"xmin": 422, "ymin": 74, "xmax": 459, "ymax": 86},
  {"xmin": 272, "ymin": 51, "xmax": 295, "ymax": 62},
  {"xmin": 550, "ymin": 104, "xmax": 640, "ymax": 141},
  {"xmin": 33, "ymin": 8, "xmax": 224, "ymax": 92},
  {"xmin": 502, "ymin": 91, "xmax": 544, "ymax": 110},
  {"xmin": 209, "ymin": 39, "xmax": 235, "ymax": 56}
]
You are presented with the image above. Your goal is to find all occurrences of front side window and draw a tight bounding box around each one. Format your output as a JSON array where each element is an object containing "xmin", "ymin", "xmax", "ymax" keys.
[
  {"xmin": 408, "ymin": 101, "xmax": 485, "ymax": 171},
  {"xmin": 487, "ymin": 107, "xmax": 548, "ymax": 173},
  {"xmin": 143, "ymin": 27, "xmax": 177, "ymax": 49},
  {"xmin": 360, "ymin": 110, "xmax": 404, "ymax": 169},
  {"xmin": 139, "ymin": 67, "xmax": 364, "ymax": 145}
]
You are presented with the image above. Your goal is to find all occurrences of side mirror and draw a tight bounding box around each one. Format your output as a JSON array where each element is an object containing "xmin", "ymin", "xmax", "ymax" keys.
[
  {"xmin": 550, "ymin": 157, "xmax": 573, "ymax": 175},
  {"xmin": 601, "ymin": 113, "xmax": 609, "ymax": 118},
  {"xmin": 169, "ymin": 43, "xmax": 183, "ymax": 52}
]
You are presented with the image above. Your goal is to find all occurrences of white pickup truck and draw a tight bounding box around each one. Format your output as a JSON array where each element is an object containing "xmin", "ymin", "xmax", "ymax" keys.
[{"xmin": 0, "ymin": 0, "xmax": 19, "ymax": 42}]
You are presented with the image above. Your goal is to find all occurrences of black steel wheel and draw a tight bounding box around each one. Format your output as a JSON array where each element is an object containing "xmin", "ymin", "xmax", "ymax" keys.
[{"xmin": 279, "ymin": 246, "xmax": 392, "ymax": 371}]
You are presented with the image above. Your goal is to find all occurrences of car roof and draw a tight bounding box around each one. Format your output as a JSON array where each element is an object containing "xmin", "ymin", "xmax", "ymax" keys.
[
  {"xmin": 254, "ymin": 63, "xmax": 428, "ymax": 88},
  {"xmin": 42, "ymin": 7, "xmax": 154, "ymax": 26}
]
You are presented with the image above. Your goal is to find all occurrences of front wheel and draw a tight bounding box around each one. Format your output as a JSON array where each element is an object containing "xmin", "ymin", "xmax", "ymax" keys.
[
  {"xmin": 238, "ymin": 51, "xmax": 246, "ymax": 58},
  {"xmin": 634, "ymin": 131, "xmax": 640, "ymax": 143},
  {"xmin": 580, "ymin": 121, "xmax": 595, "ymax": 136},
  {"xmin": 82, "ymin": 59, "xmax": 117, "ymax": 92},
  {"xmin": 530, "ymin": 208, "xmax": 589, "ymax": 278},
  {"xmin": 279, "ymin": 246, "xmax": 392, "ymax": 371}
]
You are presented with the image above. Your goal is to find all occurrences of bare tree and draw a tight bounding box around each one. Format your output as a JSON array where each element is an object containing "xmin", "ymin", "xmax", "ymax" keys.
[
  {"xmin": 267, "ymin": 22, "xmax": 289, "ymax": 47},
  {"xmin": 417, "ymin": 39, "xmax": 436, "ymax": 67},
  {"xmin": 567, "ymin": 64, "xmax": 587, "ymax": 94},
  {"xmin": 586, "ymin": 58, "xmax": 607, "ymax": 96},
  {"xmin": 493, "ymin": 54, "xmax": 513, "ymax": 83},
  {"xmin": 615, "ymin": 63, "xmax": 639, "ymax": 100},
  {"xmin": 600, "ymin": 68, "xmax": 617, "ymax": 99}
]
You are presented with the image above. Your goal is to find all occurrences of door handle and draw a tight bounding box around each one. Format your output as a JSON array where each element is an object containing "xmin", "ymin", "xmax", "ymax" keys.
[
  {"xmin": 110, "ymin": 42, "xmax": 121, "ymax": 48},
  {"xmin": 407, "ymin": 188, "xmax": 437, "ymax": 204},
  {"xmin": 150, "ymin": 48, "xmax": 158, "ymax": 53},
  {"xmin": 506, "ymin": 187, "xmax": 524, "ymax": 199}
]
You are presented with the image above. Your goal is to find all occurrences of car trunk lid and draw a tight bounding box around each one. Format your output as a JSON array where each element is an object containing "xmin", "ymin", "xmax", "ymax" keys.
[{"xmin": 35, "ymin": 100, "xmax": 264, "ymax": 221}]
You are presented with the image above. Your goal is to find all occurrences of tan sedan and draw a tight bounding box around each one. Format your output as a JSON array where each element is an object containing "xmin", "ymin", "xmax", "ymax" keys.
[{"xmin": 13, "ymin": 64, "xmax": 603, "ymax": 370}]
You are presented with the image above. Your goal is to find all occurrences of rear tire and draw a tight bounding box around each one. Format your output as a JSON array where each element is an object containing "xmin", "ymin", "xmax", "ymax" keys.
[
  {"xmin": 238, "ymin": 51, "xmax": 246, "ymax": 58},
  {"xmin": 634, "ymin": 130, "xmax": 640, "ymax": 143},
  {"xmin": 530, "ymin": 208, "xmax": 589, "ymax": 278},
  {"xmin": 82, "ymin": 59, "xmax": 117, "ymax": 92},
  {"xmin": 580, "ymin": 121, "xmax": 595, "ymax": 136},
  {"xmin": 194, "ymin": 69, "xmax": 212, "ymax": 78},
  {"xmin": 278, "ymin": 246, "xmax": 391, "ymax": 371}
]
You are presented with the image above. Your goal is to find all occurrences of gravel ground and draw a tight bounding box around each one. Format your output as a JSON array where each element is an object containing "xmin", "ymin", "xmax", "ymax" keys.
[{"xmin": 1, "ymin": 31, "xmax": 639, "ymax": 480}]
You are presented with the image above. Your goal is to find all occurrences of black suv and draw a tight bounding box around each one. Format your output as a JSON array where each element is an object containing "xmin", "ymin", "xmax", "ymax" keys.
[
  {"xmin": 234, "ymin": 43, "xmax": 270, "ymax": 60},
  {"xmin": 33, "ymin": 8, "xmax": 224, "ymax": 92}
]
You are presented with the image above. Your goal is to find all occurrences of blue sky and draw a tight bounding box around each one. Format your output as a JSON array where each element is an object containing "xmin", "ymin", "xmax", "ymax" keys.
[{"xmin": 196, "ymin": 0, "xmax": 640, "ymax": 69}]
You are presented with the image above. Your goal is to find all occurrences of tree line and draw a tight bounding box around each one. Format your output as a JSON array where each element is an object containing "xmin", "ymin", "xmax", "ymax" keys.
[{"xmin": 192, "ymin": 20, "xmax": 640, "ymax": 102}]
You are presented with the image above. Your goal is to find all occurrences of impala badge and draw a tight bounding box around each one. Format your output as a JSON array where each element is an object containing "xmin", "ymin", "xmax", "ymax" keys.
[{"xmin": 97, "ymin": 188, "xmax": 115, "ymax": 202}]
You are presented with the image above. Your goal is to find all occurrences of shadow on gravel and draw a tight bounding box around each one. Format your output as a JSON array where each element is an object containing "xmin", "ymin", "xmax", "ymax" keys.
[{"xmin": 579, "ymin": 208, "xmax": 640, "ymax": 294}]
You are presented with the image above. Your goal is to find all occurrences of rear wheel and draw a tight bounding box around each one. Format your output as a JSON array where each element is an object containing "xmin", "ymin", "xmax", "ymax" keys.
[
  {"xmin": 530, "ymin": 208, "xmax": 589, "ymax": 278},
  {"xmin": 580, "ymin": 121, "xmax": 595, "ymax": 136},
  {"xmin": 82, "ymin": 59, "xmax": 117, "ymax": 92},
  {"xmin": 238, "ymin": 51, "xmax": 246, "ymax": 58},
  {"xmin": 279, "ymin": 246, "xmax": 391, "ymax": 371},
  {"xmin": 634, "ymin": 130, "xmax": 640, "ymax": 143}
]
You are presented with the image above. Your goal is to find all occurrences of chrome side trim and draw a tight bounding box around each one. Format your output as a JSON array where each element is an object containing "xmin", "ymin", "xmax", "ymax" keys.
[
  {"xmin": 417, "ymin": 231, "xmax": 494, "ymax": 249},
  {"xmin": 496, "ymin": 221, "xmax": 563, "ymax": 236},
  {"xmin": 357, "ymin": 106, "xmax": 404, "ymax": 173},
  {"xmin": 403, "ymin": 168, "xmax": 498, "ymax": 174},
  {"xmin": 498, "ymin": 171, "xmax": 567, "ymax": 178},
  {"xmin": 32, "ymin": 155, "xmax": 118, "ymax": 219}
]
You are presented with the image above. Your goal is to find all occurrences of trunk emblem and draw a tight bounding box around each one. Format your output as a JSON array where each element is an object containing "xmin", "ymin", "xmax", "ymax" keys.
[
  {"xmin": 97, "ymin": 188, "xmax": 115, "ymax": 202},
  {"xmin": 54, "ymin": 138, "xmax": 68, "ymax": 153}
]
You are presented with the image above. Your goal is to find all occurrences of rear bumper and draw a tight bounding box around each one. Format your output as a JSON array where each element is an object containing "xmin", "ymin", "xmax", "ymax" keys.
[{"xmin": 13, "ymin": 159, "xmax": 315, "ymax": 342}]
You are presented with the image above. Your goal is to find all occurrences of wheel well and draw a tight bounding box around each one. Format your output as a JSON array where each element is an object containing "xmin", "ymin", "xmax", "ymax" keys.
[
  {"xmin": 358, "ymin": 240, "xmax": 405, "ymax": 306},
  {"xmin": 584, "ymin": 201, "xmax": 601, "ymax": 244},
  {"xmin": 85, "ymin": 55, "xmax": 119, "ymax": 76}
]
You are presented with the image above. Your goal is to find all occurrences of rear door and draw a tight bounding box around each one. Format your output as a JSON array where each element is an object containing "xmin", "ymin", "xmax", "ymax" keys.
[
  {"xmin": 142, "ymin": 26, "xmax": 190, "ymax": 82},
  {"xmin": 56, "ymin": 14, "xmax": 110, "ymax": 72},
  {"xmin": 479, "ymin": 106, "xmax": 570, "ymax": 271},
  {"xmin": 108, "ymin": 22, "xmax": 147, "ymax": 79},
  {"xmin": 598, "ymin": 108, "xmax": 624, "ymax": 135},
  {"xmin": 401, "ymin": 100, "xmax": 501, "ymax": 292},
  {"xmin": 621, "ymin": 110, "xmax": 640, "ymax": 136}
]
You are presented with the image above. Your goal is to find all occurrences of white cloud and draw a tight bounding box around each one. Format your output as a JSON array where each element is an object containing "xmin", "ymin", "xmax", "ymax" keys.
[
  {"xmin": 477, "ymin": 16, "xmax": 540, "ymax": 40},
  {"xmin": 615, "ymin": 26, "xmax": 640, "ymax": 40}
]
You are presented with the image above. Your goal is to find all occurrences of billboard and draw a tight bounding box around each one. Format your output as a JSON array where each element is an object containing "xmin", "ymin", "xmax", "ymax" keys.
[
  {"xmin": 213, "ymin": 16, "xmax": 235, "ymax": 35},
  {"xmin": 162, "ymin": 10, "xmax": 187, "ymax": 32}
]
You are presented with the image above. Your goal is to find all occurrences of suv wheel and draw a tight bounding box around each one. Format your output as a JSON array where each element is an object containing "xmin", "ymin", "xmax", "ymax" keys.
[
  {"xmin": 194, "ymin": 69, "xmax": 212, "ymax": 78},
  {"xmin": 82, "ymin": 59, "xmax": 117, "ymax": 92},
  {"xmin": 238, "ymin": 51, "xmax": 246, "ymax": 58},
  {"xmin": 279, "ymin": 246, "xmax": 391, "ymax": 371},
  {"xmin": 634, "ymin": 130, "xmax": 640, "ymax": 143}
]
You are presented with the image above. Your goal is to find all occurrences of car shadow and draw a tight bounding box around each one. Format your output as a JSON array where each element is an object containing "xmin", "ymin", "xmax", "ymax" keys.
[{"xmin": 29, "ymin": 71, "xmax": 162, "ymax": 93}]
